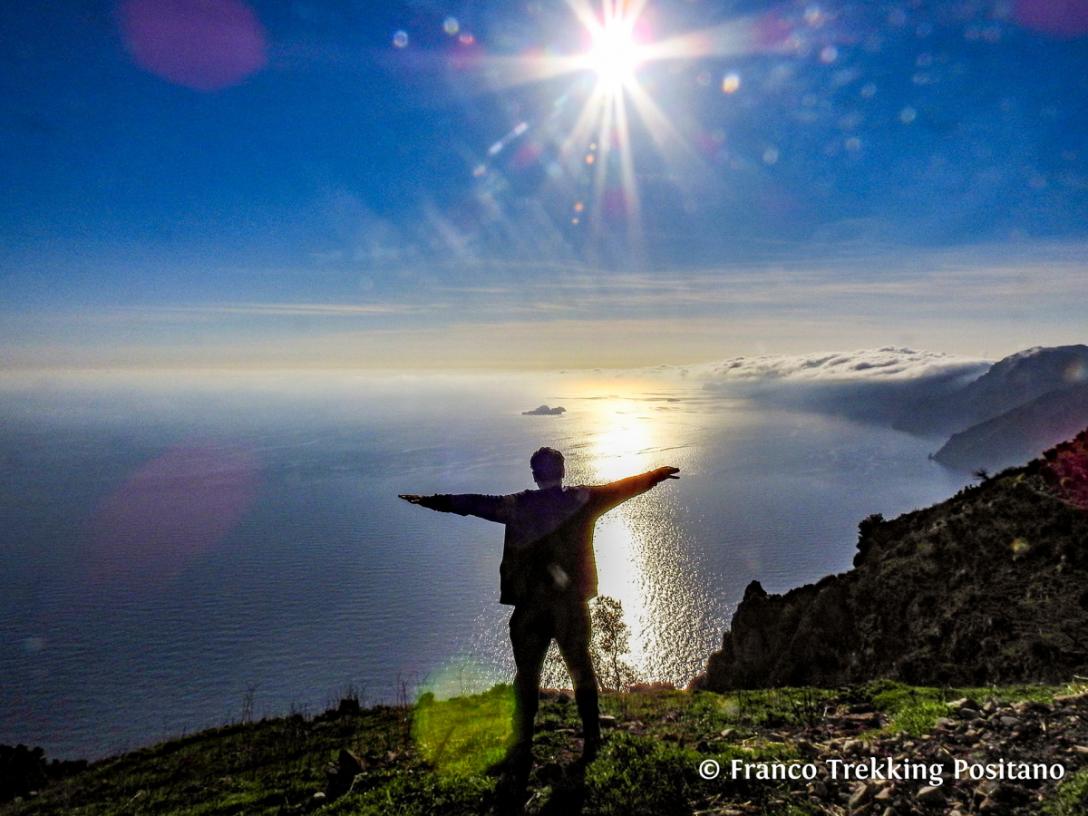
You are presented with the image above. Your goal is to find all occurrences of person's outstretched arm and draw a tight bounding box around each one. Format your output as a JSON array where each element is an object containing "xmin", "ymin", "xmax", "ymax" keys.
[
  {"xmin": 590, "ymin": 466, "xmax": 679, "ymax": 515},
  {"xmin": 399, "ymin": 493, "xmax": 514, "ymax": 524}
]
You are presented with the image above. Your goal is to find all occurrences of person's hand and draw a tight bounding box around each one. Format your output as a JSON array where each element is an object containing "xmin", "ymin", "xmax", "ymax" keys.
[
  {"xmin": 399, "ymin": 494, "xmax": 425, "ymax": 504},
  {"xmin": 654, "ymin": 466, "xmax": 680, "ymax": 482}
]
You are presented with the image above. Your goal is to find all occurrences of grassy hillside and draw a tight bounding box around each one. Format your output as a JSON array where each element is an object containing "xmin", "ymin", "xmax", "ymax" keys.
[{"xmin": 4, "ymin": 681, "xmax": 1087, "ymax": 815}]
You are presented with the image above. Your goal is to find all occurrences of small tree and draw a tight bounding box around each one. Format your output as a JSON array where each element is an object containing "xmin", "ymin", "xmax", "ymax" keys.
[
  {"xmin": 590, "ymin": 596, "xmax": 639, "ymax": 692},
  {"xmin": 539, "ymin": 595, "xmax": 639, "ymax": 692}
]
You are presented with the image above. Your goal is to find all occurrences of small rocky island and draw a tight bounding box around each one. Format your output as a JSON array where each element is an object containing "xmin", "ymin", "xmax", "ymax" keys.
[{"xmin": 522, "ymin": 405, "xmax": 566, "ymax": 416}]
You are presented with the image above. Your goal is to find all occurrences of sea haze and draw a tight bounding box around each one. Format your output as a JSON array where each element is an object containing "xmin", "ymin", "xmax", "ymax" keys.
[{"xmin": 0, "ymin": 369, "xmax": 968, "ymax": 758}]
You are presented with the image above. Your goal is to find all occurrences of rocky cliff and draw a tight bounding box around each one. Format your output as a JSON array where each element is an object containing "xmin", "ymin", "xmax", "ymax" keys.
[{"xmin": 698, "ymin": 428, "xmax": 1088, "ymax": 691}]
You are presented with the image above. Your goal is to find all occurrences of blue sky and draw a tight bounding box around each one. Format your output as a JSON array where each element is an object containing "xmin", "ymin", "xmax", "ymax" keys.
[{"xmin": 2, "ymin": 0, "xmax": 1087, "ymax": 369}]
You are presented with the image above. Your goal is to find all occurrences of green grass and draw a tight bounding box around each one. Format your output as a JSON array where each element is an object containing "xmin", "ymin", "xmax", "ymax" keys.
[
  {"xmin": 1, "ymin": 707, "xmax": 411, "ymax": 816},
  {"xmin": 583, "ymin": 732, "xmax": 697, "ymax": 816},
  {"xmin": 862, "ymin": 679, "xmax": 1081, "ymax": 737},
  {"xmin": 603, "ymin": 686, "xmax": 835, "ymax": 744},
  {"xmin": 322, "ymin": 772, "xmax": 494, "ymax": 816},
  {"xmin": 1045, "ymin": 769, "xmax": 1088, "ymax": 816},
  {"xmin": 3, "ymin": 682, "xmax": 1083, "ymax": 816},
  {"xmin": 411, "ymin": 685, "xmax": 514, "ymax": 776}
]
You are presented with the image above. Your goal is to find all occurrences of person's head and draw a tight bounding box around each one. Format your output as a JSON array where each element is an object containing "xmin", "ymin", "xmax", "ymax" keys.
[{"xmin": 530, "ymin": 446, "xmax": 565, "ymax": 488}]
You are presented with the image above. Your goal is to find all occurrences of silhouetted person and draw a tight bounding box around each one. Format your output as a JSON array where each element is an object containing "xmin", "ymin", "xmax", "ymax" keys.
[{"xmin": 400, "ymin": 447, "xmax": 679, "ymax": 779}]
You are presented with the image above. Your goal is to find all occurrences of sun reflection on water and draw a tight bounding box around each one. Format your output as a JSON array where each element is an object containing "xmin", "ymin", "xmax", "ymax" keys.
[
  {"xmin": 587, "ymin": 399, "xmax": 659, "ymax": 482},
  {"xmin": 585, "ymin": 398, "xmax": 660, "ymax": 670},
  {"xmin": 575, "ymin": 392, "xmax": 707, "ymax": 683}
]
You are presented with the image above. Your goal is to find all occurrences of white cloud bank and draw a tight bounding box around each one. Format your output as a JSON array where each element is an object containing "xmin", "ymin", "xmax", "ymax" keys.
[
  {"xmin": 694, "ymin": 347, "xmax": 989, "ymax": 384},
  {"xmin": 677, "ymin": 347, "xmax": 994, "ymax": 430}
]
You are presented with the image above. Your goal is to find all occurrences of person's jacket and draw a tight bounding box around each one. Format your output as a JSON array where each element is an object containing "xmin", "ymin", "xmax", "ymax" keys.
[{"xmin": 418, "ymin": 469, "xmax": 669, "ymax": 605}]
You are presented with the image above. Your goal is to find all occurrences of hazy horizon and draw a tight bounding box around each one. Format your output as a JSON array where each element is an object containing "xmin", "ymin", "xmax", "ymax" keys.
[
  {"xmin": 4, "ymin": 249, "xmax": 1087, "ymax": 369},
  {"xmin": 2, "ymin": 333, "xmax": 1086, "ymax": 375}
]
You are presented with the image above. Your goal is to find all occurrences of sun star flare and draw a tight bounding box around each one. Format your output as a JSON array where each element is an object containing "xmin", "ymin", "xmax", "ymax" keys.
[{"xmin": 585, "ymin": 16, "xmax": 644, "ymax": 88}]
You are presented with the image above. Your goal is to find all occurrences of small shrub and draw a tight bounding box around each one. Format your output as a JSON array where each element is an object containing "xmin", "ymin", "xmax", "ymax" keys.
[
  {"xmin": 866, "ymin": 681, "xmax": 946, "ymax": 735},
  {"xmin": 584, "ymin": 732, "xmax": 696, "ymax": 816}
]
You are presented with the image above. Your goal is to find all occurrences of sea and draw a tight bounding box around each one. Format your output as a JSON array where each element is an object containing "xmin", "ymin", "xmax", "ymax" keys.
[{"xmin": 0, "ymin": 369, "xmax": 968, "ymax": 759}]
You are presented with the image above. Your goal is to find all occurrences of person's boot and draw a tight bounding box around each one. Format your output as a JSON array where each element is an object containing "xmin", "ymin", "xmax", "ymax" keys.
[
  {"xmin": 492, "ymin": 741, "xmax": 532, "ymax": 816},
  {"xmin": 580, "ymin": 733, "xmax": 601, "ymax": 764},
  {"xmin": 575, "ymin": 687, "xmax": 601, "ymax": 763},
  {"xmin": 486, "ymin": 740, "xmax": 532, "ymax": 778}
]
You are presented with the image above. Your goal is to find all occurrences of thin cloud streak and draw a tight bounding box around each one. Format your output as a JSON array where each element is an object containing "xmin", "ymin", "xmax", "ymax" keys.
[
  {"xmin": 149, "ymin": 302, "xmax": 440, "ymax": 317},
  {"xmin": 2, "ymin": 241, "xmax": 1085, "ymax": 370},
  {"xmin": 56, "ymin": 260, "xmax": 1088, "ymax": 328}
]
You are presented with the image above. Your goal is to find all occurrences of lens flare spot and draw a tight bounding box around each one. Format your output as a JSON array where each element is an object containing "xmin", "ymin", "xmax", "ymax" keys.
[
  {"xmin": 118, "ymin": 0, "xmax": 267, "ymax": 91},
  {"xmin": 1014, "ymin": 0, "xmax": 1088, "ymax": 38},
  {"xmin": 87, "ymin": 443, "xmax": 259, "ymax": 587},
  {"xmin": 412, "ymin": 675, "xmax": 512, "ymax": 776},
  {"xmin": 393, "ymin": 30, "xmax": 409, "ymax": 48},
  {"xmin": 721, "ymin": 72, "xmax": 741, "ymax": 94},
  {"xmin": 804, "ymin": 5, "xmax": 827, "ymax": 27}
]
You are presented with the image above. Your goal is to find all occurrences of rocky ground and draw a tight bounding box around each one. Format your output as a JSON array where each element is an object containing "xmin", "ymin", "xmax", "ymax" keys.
[
  {"xmin": 688, "ymin": 689, "xmax": 1088, "ymax": 815},
  {"xmin": 508, "ymin": 686, "xmax": 1088, "ymax": 816}
]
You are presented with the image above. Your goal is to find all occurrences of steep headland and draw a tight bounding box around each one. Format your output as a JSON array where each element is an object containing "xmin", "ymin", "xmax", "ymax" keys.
[
  {"xmin": 698, "ymin": 428, "xmax": 1088, "ymax": 692},
  {"xmin": 895, "ymin": 344, "xmax": 1088, "ymax": 438},
  {"xmin": 934, "ymin": 382, "xmax": 1088, "ymax": 472}
]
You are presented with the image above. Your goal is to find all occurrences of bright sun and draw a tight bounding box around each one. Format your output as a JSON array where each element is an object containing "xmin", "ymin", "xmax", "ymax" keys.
[
  {"xmin": 587, "ymin": 19, "xmax": 643, "ymax": 88},
  {"xmin": 478, "ymin": 0, "xmax": 769, "ymax": 235}
]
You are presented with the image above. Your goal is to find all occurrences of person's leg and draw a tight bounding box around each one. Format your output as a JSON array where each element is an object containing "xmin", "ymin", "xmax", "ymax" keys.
[
  {"xmin": 508, "ymin": 604, "xmax": 552, "ymax": 759},
  {"xmin": 555, "ymin": 600, "xmax": 600, "ymax": 758}
]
